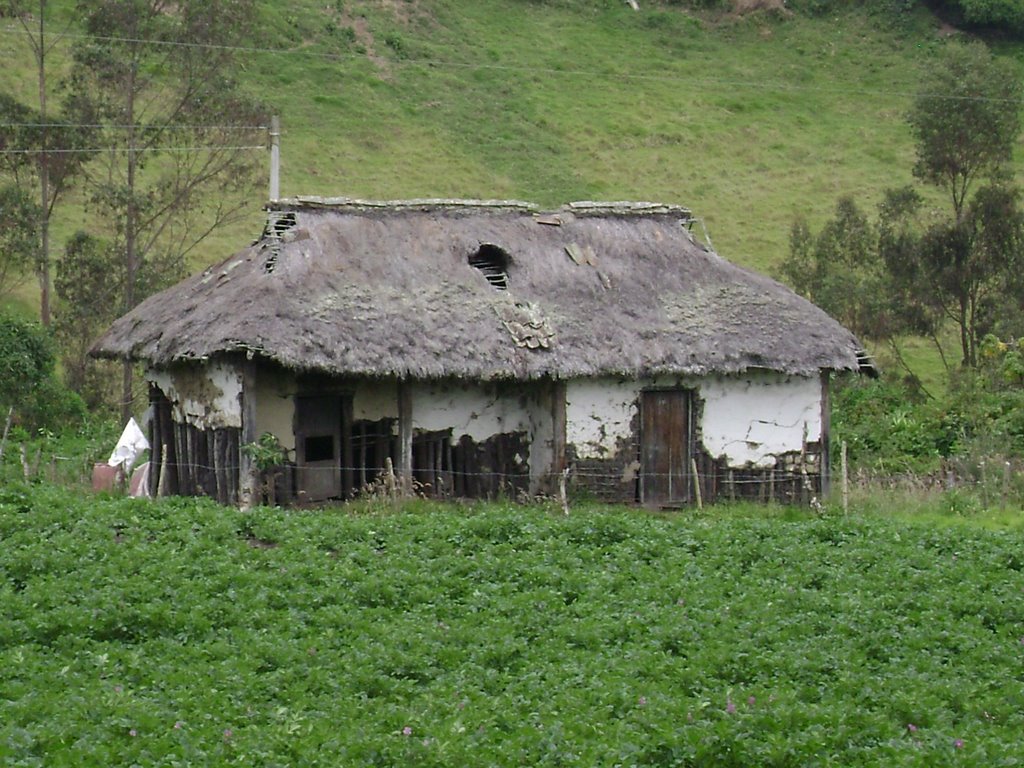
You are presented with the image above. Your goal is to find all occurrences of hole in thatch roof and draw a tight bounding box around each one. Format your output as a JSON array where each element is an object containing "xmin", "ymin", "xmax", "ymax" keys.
[
  {"xmin": 468, "ymin": 244, "xmax": 510, "ymax": 290},
  {"xmin": 262, "ymin": 212, "xmax": 297, "ymax": 275},
  {"xmin": 269, "ymin": 212, "xmax": 297, "ymax": 237}
]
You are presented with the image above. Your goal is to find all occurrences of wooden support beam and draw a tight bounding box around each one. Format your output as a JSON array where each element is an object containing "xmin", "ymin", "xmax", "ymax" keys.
[
  {"xmin": 551, "ymin": 379, "xmax": 567, "ymax": 488},
  {"xmin": 239, "ymin": 361, "xmax": 259, "ymax": 509},
  {"xmin": 397, "ymin": 380, "xmax": 413, "ymax": 494},
  {"xmin": 341, "ymin": 396, "xmax": 354, "ymax": 499},
  {"xmin": 819, "ymin": 370, "xmax": 831, "ymax": 500},
  {"xmin": 149, "ymin": 384, "xmax": 161, "ymax": 497}
]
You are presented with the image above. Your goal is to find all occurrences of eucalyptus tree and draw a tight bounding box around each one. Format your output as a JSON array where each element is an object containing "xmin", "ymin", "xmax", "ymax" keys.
[
  {"xmin": 901, "ymin": 42, "xmax": 1024, "ymax": 367},
  {"xmin": 0, "ymin": 1, "xmax": 91, "ymax": 325},
  {"xmin": 65, "ymin": 0, "xmax": 267, "ymax": 418}
]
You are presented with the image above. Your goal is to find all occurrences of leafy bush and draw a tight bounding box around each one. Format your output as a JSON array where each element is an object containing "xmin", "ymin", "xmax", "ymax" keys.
[
  {"xmin": 937, "ymin": 0, "xmax": 1024, "ymax": 33},
  {"xmin": 0, "ymin": 313, "xmax": 85, "ymax": 434},
  {"xmin": 831, "ymin": 376, "xmax": 951, "ymax": 472}
]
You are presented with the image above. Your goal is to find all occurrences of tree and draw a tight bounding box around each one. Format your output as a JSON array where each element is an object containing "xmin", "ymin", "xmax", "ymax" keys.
[
  {"xmin": 782, "ymin": 197, "xmax": 895, "ymax": 342},
  {"xmin": 54, "ymin": 231, "xmax": 122, "ymax": 408},
  {"xmin": 909, "ymin": 42, "xmax": 1021, "ymax": 223},
  {"xmin": 902, "ymin": 42, "xmax": 1024, "ymax": 367},
  {"xmin": 937, "ymin": 0, "xmax": 1024, "ymax": 36},
  {"xmin": 0, "ymin": 2, "xmax": 92, "ymax": 326},
  {"xmin": 0, "ymin": 312, "xmax": 85, "ymax": 433},
  {"xmin": 781, "ymin": 194, "xmax": 937, "ymax": 382},
  {"xmin": 0, "ymin": 184, "xmax": 40, "ymax": 298},
  {"xmin": 65, "ymin": 0, "xmax": 267, "ymax": 419}
]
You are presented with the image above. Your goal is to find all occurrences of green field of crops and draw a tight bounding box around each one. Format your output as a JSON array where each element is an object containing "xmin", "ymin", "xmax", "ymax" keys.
[{"xmin": 2, "ymin": 485, "xmax": 1023, "ymax": 765}]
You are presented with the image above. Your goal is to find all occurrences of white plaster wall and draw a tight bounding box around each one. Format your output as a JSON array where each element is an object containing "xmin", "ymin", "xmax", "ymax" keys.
[
  {"xmin": 254, "ymin": 367, "xmax": 297, "ymax": 453},
  {"xmin": 354, "ymin": 381, "xmax": 399, "ymax": 422},
  {"xmin": 412, "ymin": 381, "xmax": 545, "ymax": 487},
  {"xmin": 565, "ymin": 373, "xmax": 823, "ymax": 469},
  {"xmin": 148, "ymin": 361, "xmax": 242, "ymax": 429},
  {"xmin": 410, "ymin": 381, "xmax": 532, "ymax": 441},
  {"xmin": 565, "ymin": 378, "xmax": 638, "ymax": 459},
  {"xmin": 698, "ymin": 373, "xmax": 821, "ymax": 468}
]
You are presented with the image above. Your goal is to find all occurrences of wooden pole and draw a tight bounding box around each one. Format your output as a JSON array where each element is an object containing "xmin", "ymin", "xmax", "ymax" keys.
[
  {"xmin": 239, "ymin": 362, "xmax": 258, "ymax": 509},
  {"xmin": 841, "ymin": 440, "xmax": 849, "ymax": 515},
  {"xmin": 980, "ymin": 460, "xmax": 988, "ymax": 509},
  {"xmin": 157, "ymin": 443, "xmax": 168, "ymax": 497},
  {"xmin": 397, "ymin": 380, "xmax": 413, "ymax": 495},
  {"xmin": 0, "ymin": 405, "xmax": 13, "ymax": 464},
  {"xmin": 690, "ymin": 457, "xmax": 702, "ymax": 510},
  {"xmin": 1002, "ymin": 460, "xmax": 1011, "ymax": 511}
]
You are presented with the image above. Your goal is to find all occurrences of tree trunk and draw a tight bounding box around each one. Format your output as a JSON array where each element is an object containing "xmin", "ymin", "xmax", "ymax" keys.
[
  {"xmin": 959, "ymin": 293, "xmax": 971, "ymax": 368},
  {"xmin": 121, "ymin": 64, "xmax": 139, "ymax": 423}
]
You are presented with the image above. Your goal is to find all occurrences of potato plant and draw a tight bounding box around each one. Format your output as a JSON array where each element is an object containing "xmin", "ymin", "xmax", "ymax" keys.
[{"xmin": 1, "ymin": 486, "xmax": 1022, "ymax": 765}]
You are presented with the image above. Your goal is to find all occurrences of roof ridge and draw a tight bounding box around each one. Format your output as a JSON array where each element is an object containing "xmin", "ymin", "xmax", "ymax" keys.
[{"xmin": 268, "ymin": 196, "xmax": 693, "ymax": 218}]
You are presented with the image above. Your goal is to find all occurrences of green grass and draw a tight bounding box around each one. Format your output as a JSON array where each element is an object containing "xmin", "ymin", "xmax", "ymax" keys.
[
  {"xmin": 5, "ymin": 0, "xmax": 1023, "ymax": 384},
  {"xmin": 2, "ymin": 486, "xmax": 1024, "ymax": 765},
  {"xmin": 1, "ymin": 0, "xmax": 1007, "ymax": 277}
]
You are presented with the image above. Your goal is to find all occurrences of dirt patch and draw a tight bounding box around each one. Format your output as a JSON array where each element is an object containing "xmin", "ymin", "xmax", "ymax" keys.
[
  {"xmin": 380, "ymin": 0, "xmax": 427, "ymax": 26},
  {"xmin": 731, "ymin": 0, "xmax": 792, "ymax": 18},
  {"xmin": 328, "ymin": 7, "xmax": 389, "ymax": 76}
]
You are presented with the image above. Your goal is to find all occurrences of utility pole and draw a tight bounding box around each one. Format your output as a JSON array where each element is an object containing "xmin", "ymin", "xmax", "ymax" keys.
[{"xmin": 269, "ymin": 115, "xmax": 280, "ymax": 201}]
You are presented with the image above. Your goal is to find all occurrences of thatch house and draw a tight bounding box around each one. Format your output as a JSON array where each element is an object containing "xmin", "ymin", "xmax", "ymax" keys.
[{"xmin": 91, "ymin": 197, "xmax": 873, "ymax": 507}]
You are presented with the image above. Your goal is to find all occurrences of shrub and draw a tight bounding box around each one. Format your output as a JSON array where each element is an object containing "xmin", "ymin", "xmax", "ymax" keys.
[{"xmin": 0, "ymin": 313, "xmax": 86, "ymax": 434}]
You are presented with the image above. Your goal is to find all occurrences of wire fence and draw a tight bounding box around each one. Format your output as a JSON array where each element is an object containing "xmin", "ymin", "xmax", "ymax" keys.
[{"xmin": 6, "ymin": 439, "xmax": 1023, "ymax": 510}]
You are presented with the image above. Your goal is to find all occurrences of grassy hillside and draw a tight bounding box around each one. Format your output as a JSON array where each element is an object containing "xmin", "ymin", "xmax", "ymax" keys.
[
  {"xmin": 3, "ymin": 0, "xmax": 1023, "ymax": 389},
  {"xmin": 247, "ymin": 0, "xmax": 948, "ymax": 271},
  {"xmin": 4, "ymin": 0, "xmax": 1000, "ymax": 275}
]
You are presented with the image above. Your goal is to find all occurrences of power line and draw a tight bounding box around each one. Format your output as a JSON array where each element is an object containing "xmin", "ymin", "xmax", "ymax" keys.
[
  {"xmin": 0, "ymin": 122, "xmax": 267, "ymax": 131},
  {"xmin": 3, "ymin": 23, "xmax": 1023, "ymax": 104},
  {"xmin": 0, "ymin": 144, "xmax": 265, "ymax": 155}
]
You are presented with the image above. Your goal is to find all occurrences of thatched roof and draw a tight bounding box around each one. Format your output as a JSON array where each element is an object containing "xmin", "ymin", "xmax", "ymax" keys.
[{"xmin": 91, "ymin": 197, "xmax": 874, "ymax": 379}]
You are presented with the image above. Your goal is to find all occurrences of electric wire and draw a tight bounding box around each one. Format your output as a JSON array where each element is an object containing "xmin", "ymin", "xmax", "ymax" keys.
[
  {"xmin": 1, "ymin": 23, "xmax": 1023, "ymax": 104},
  {"xmin": 0, "ymin": 145, "xmax": 265, "ymax": 155}
]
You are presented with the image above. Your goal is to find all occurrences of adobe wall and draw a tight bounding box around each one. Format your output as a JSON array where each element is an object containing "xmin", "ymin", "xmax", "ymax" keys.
[{"xmin": 565, "ymin": 372, "xmax": 825, "ymax": 503}]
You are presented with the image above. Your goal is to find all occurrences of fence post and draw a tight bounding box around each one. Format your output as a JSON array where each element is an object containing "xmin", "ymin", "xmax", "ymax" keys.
[
  {"xmin": 1002, "ymin": 461, "xmax": 1011, "ymax": 511},
  {"xmin": 841, "ymin": 440, "xmax": 848, "ymax": 515},
  {"xmin": 691, "ymin": 457, "xmax": 702, "ymax": 510}
]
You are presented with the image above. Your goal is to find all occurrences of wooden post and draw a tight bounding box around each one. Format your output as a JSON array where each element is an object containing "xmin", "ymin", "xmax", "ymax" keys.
[
  {"xmin": 341, "ymin": 396, "xmax": 353, "ymax": 499},
  {"xmin": 357, "ymin": 423, "xmax": 367, "ymax": 490},
  {"xmin": 213, "ymin": 430, "xmax": 225, "ymax": 504},
  {"xmin": 551, "ymin": 379, "xmax": 567, "ymax": 490},
  {"xmin": 559, "ymin": 467, "xmax": 570, "ymax": 515},
  {"xmin": 690, "ymin": 457, "xmax": 702, "ymax": 510},
  {"xmin": 239, "ymin": 361, "xmax": 258, "ymax": 509},
  {"xmin": 1002, "ymin": 461, "xmax": 1011, "ymax": 511},
  {"xmin": 157, "ymin": 443, "xmax": 168, "ymax": 497},
  {"xmin": 980, "ymin": 460, "xmax": 988, "ymax": 509},
  {"xmin": 819, "ymin": 371, "xmax": 831, "ymax": 499},
  {"xmin": 0, "ymin": 405, "xmax": 13, "ymax": 464},
  {"xmin": 841, "ymin": 440, "xmax": 849, "ymax": 515},
  {"xmin": 397, "ymin": 380, "xmax": 413, "ymax": 495},
  {"xmin": 149, "ymin": 400, "xmax": 161, "ymax": 497}
]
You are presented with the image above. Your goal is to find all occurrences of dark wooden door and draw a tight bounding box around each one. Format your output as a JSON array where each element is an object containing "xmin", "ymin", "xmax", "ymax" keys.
[
  {"xmin": 640, "ymin": 390, "xmax": 692, "ymax": 505},
  {"xmin": 295, "ymin": 395, "xmax": 342, "ymax": 502}
]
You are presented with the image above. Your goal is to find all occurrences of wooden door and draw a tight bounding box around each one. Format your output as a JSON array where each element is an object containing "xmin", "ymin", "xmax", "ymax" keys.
[
  {"xmin": 640, "ymin": 390, "xmax": 692, "ymax": 505},
  {"xmin": 295, "ymin": 395, "xmax": 342, "ymax": 502}
]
